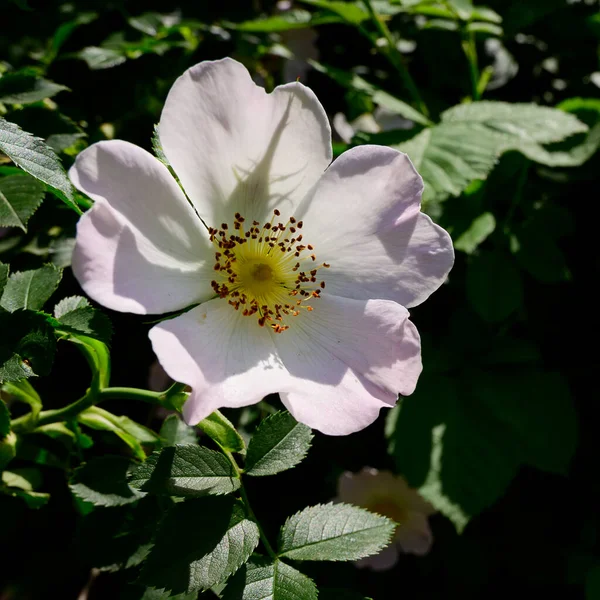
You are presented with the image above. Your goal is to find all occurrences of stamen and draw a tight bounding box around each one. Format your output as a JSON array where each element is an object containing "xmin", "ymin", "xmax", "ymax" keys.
[{"xmin": 208, "ymin": 209, "xmax": 329, "ymax": 332}]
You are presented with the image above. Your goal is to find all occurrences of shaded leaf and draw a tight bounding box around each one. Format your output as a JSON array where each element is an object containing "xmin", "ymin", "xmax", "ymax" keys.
[
  {"xmin": 0, "ymin": 264, "xmax": 62, "ymax": 312},
  {"xmin": 70, "ymin": 456, "xmax": 146, "ymax": 507},
  {"xmin": 222, "ymin": 557, "xmax": 318, "ymax": 600},
  {"xmin": 78, "ymin": 408, "xmax": 147, "ymax": 460},
  {"xmin": 396, "ymin": 101, "xmax": 590, "ymax": 204},
  {"xmin": 129, "ymin": 444, "xmax": 240, "ymax": 497},
  {"xmin": 386, "ymin": 364, "xmax": 577, "ymax": 533},
  {"xmin": 0, "ymin": 261, "xmax": 7, "ymax": 298},
  {"xmin": 453, "ymin": 212, "xmax": 496, "ymax": 254},
  {"xmin": 198, "ymin": 410, "xmax": 245, "ymax": 454},
  {"xmin": 0, "ymin": 174, "xmax": 45, "ymax": 231},
  {"xmin": 0, "ymin": 310, "xmax": 56, "ymax": 382},
  {"xmin": 232, "ymin": 9, "xmax": 338, "ymax": 32},
  {"xmin": 310, "ymin": 61, "xmax": 432, "ymax": 126},
  {"xmin": 466, "ymin": 250, "xmax": 523, "ymax": 322},
  {"xmin": 0, "ymin": 72, "xmax": 69, "ymax": 104},
  {"xmin": 53, "ymin": 295, "xmax": 112, "ymax": 343},
  {"xmin": 139, "ymin": 496, "xmax": 260, "ymax": 594},
  {"xmin": 245, "ymin": 411, "xmax": 312, "ymax": 477},
  {"xmin": 0, "ymin": 117, "xmax": 78, "ymax": 212},
  {"xmin": 159, "ymin": 414, "xmax": 197, "ymax": 447},
  {"xmin": 77, "ymin": 46, "xmax": 127, "ymax": 69},
  {"xmin": 0, "ymin": 399, "xmax": 9, "ymax": 440},
  {"xmin": 77, "ymin": 495, "xmax": 165, "ymax": 572},
  {"xmin": 278, "ymin": 503, "xmax": 394, "ymax": 561}
]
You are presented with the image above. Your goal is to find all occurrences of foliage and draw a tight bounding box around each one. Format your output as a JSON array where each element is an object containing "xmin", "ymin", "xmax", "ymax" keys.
[{"xmin": 0, "ymin": 0, "xmax": 596, "ymax": 597}]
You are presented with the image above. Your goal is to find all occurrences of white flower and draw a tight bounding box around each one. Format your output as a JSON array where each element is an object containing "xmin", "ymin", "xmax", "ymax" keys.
[
  {"xmin": 69, "ymin": 58, "xmax": 453, "ymax": 435},
  {"xmin": 337, "ymin": 467, "xmax": 436, "ymax": 570}
]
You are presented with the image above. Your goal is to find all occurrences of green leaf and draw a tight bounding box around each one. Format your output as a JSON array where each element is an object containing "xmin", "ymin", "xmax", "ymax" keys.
[
  {"xmin": 2, "ymin": 378, "xmax": 42, "ymax": 422},
  {"xmin": 63, "ymin": 333, "xmax": 111, "ymax": 388},
  {"xmin": 0, "ymin": 399, "xmax": 10, "ymax": 440},
  {"xmin": 297, "ymin": 0, "xmax": 369, "ymax": 24},
  {"xmin": 442, "ymin": 101, "xmax": 587, "ymax": 145},
  {"xmin": 396, "ymin": 123, "xmax": 499, "ymax": 204},
  {"xmin": 0, "ymin": 310, "xmax": 56, "ymax": 382},
  {"xmin": 245, "ymin": 411, "xmax": 312, "ymax": 477},
  {"xmin": 586, "ymin": 565, "xmax": 600, "ymax": 600},
  {"xmin": 222, "ymin": 557, "xmax": 318, "ymax": 600},
  {"xmin": 0, "ymin": 264, "xmax": 62, "ymax": 312},
  {"xmin": 137, "ymin": 589, "xmax": 197, "ymax": 600},
  {"xmin": 128, "ymin": 444, "xmax": 240, "ymax": 497},
  {"xmin": 53, "ymin": 295, "xmax": 113, "ymax": 343},
  {"xmin": 139, "ymin": 496, "xmax": 260, "ymax": 594},
  {"xmin": 1, "ymin": 486, "xmax": 49, "ymax": 508},
  {"xmin": 0, "ymin": 117, "xmax": 79, "ymax": 212},
  {"xmin": 0, "ymin": 431, "xmax": 17, "ymax": 469},
  {"xmin": 467, "ymin": 21, "xmax": 503, "ymax": 36},
  {"xmin": 0, "ymin": 174, "xmax": 46, "ymax": 231},
  {"xmin": 471, "ymin": 369, "xmax": 577, "ymax": 475},
  {"xmin": 453, "ymin": 212, "xmax": 496, "ymax": 254},
  {"xmin": 386, "ymin": 364, "xmax": 577, "ymax": 533},
  {"xmin": 0, "ymin": 261, "xmax": 8, "ymax": 298},
  {"xmin": 2, "ymin": 467, "xmax": 41, "ymax": 490},
  {"xmin": 77, "ymin": 496, "xmax": 164, "ymax": 572},
  {"xmin": 232, "ymin": 9, "xmax": 338, "ymax": 32},
  {"xmin": 197, "ymin": 410, "xmax": 245, "ymax": 454},
  {"xmin": 77, "ymin": 46, "xmax": 127, "ymax": 69},
  {"xmin": 159, "ymin": 414, "xmax": 197, "ymax": 447},
  {"xmin": 310, "ymin": 61, "xmax": 433, "ymax": 127},
  {"xmin": 395, "ymin": 101, "xmax": 590, "ymax": 204},
  {"xmin": 0, "ymin": 71, "xmax": 69, "ymax": 104},
  {"xmin": 1, "ymin": 467, "xmax": 48, "ymax": 507},
  {"xmin": 70, "ymin": 456, "xmax": 146, "ymax": 507},
  {"xmin": 466, "ymin": 250, "xmax": 523, "ymax": 322},
  {"xmin": 278, "ymin": 503, "xmax": 395, "ymax": 561},
  {"xmin": 128, "ymin": 12, "xmax": 165, "ymax": 35},
  {"xmin": 78, "ymin": 407, "xmax": 148, "ymax": 460}
]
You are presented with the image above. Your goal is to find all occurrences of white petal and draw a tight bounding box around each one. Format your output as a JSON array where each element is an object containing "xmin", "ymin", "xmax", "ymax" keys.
[
  {"xmin": 275, "ymin": 294, "xmax": 422, "ymax": 435},
  {"xmin": 70, "ymin": 140, "xmax": 212, "ymax": 314},
  {"xmin": 158, "ymin": 58, "xmax": 332, "ymax": 227},
  {"xmin": 297, "ymin": 145, "xmax": 454, "ymax": 308},
  {"xmin": 148, "ymin": 301, "xmax": 291, "ymax": 425}
]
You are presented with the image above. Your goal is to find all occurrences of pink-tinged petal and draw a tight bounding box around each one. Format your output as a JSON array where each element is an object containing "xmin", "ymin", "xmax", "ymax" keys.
[
  {"xmin": 355, "ymin": 544, "xmax": 399, "ymax": 571},
  {"xmin": 297, "ymin": 145, "xmax": 454, "ymax": 308},
  {"xmin": 275, "ymin": 294, "xmax": 422, "ymax": 435},
  {"xmin": 70, "ymin": 140, "xmax": 212, "ymax": 314},
  {"xmin": 395, "ymin": 511, "xmax": 434, "ymax": 556},
  {"xmin": 159, "ymin": 58, "xmax": 332, "ymax": 227},
  {"xmin": 148, "ymin": 301, "xmax": 292, "ymax": 425}
]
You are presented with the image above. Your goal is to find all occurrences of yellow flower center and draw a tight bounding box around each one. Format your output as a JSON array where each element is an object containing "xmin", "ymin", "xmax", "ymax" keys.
[{"xmin": 209, "ymin": 209, "xmax": 330, "ymax": 333}]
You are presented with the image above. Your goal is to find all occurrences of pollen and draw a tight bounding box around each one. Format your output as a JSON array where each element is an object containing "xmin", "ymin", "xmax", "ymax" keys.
[{"xmin": 208, "ymin": 209, "xmax": 330, "ymax": 333}]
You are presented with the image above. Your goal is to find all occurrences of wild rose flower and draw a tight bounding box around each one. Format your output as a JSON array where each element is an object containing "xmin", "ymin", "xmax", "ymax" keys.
[
  {"xmin": 337, "ymin": 467, "xmax": 436, "ymax": 570},
  {"xmin": 69, "ymin": 58, "xmax": 453, "ymax": 435}
]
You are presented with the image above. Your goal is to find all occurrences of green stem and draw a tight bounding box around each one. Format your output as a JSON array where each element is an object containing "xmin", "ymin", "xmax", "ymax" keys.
[
  {"xmin": 221, "ymin": 447, "xmax": 277, "ymax": 559},
  {"xmin": 97, "ymin": 387, "xmax": 163, "ymax": 404},
  {"xmin": 462, "ymin": 29, "xmax": 480, "ymax": 101},
  {"xmin": 362, "ymin": 0, "xmax": 429, "ymax": 117},
  {"xmin": 11, "ymin": 390, "xmax": 97, "ymax": 431},
  {"xmin": 10, "ymin": 386, "xmax": 164, "ymax": 432}
]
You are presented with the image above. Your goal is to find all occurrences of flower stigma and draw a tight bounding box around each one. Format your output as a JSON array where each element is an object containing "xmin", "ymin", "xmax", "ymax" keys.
[{"xmin": 209, "ymin": 209, "xmax": 330, "ymax": 333}]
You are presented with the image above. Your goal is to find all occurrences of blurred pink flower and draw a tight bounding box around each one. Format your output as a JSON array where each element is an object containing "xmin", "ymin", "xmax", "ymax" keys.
[
  {"xmin": 69, "ymin": 58, "xmax": 453, "ymax": 435},
  {"xmin": 337, "ymin": 467, "xmax": 435, "ymax": 570}
]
